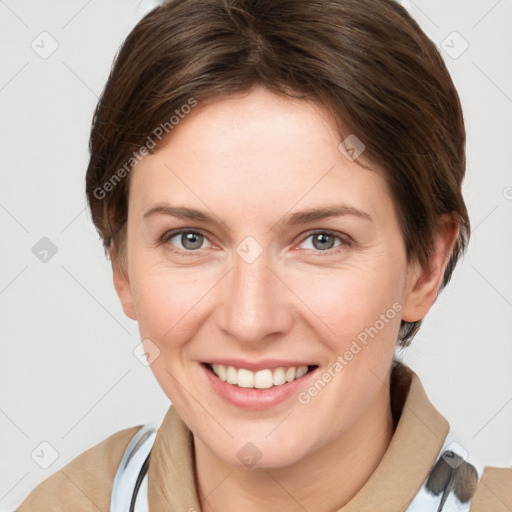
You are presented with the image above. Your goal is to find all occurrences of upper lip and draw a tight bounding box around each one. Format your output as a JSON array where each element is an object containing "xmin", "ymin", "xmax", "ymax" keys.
[{"xmin": 203, "ymin": 358, "xmax": 318, "ymax": 372}]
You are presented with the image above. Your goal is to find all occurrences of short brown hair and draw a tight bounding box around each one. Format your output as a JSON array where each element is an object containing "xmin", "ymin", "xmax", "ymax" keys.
[{"xmin": 85, "ymin": 0, "xmax": 470, "ymax": 346}]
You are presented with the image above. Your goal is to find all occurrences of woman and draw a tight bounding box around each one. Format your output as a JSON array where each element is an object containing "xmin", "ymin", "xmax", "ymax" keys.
[{"xmin": 17, "ymin": 0, "xmax": 511, "ymax": 510}]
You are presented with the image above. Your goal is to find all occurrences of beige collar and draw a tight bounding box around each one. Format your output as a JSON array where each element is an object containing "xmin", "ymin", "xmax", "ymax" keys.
[{"xmin": 148, "ymin": 365, "xmax": 449, "ymax": 511}]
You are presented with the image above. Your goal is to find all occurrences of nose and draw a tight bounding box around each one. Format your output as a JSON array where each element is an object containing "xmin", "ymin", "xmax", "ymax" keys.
[{"xmin": 215, "ymin": 248, "xmax": 293, "ymax": 345}]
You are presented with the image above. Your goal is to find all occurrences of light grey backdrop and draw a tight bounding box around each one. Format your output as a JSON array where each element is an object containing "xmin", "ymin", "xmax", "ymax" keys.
[{"xmin": 1, "ymin": 0, "xmax": 511, "ymax": 510}]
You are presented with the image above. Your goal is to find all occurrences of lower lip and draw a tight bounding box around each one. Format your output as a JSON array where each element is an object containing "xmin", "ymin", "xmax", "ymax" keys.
[{"xmin": 200, "ymin": 363, "xmax": 319, "ymax": 410}]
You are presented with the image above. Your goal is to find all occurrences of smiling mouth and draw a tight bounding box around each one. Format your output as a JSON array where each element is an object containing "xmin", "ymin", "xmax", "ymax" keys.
[{"xmin": 203, "ymin": 362, "xmax": 318, "ymax": 389}]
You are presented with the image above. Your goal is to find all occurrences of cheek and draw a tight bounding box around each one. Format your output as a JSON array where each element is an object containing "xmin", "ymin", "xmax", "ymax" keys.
[
  {"xmin": 129, "ymin": 263, "xmax": 219, "ymax": 346},
  {"xmin": 288, "ymin": 256, "xmax": 406, "ymax": 348},
  {"xmin": 129, "ymin": 269, "xmax": 217, "ymax": 404},
  {"xmin": 290, "ymin": 260, "xmax": 405, "ymax": 438}
]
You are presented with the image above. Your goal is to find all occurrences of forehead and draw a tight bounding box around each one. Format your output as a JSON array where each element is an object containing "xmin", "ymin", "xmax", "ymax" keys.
[{"xmin": 128, "ymin": 86, "xmax": 394, "ymax": 226}]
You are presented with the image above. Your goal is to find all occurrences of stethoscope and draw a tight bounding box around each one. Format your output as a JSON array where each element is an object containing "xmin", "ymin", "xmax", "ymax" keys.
[{"xmin": 130, "ymin": 450, "xmax": 152, "ymax": 512}]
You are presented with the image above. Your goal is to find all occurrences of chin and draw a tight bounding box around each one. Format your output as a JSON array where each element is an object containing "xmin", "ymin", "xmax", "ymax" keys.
[{"xmin": 210, "ymin": 432, "xmax": 314, "ymax": 471}]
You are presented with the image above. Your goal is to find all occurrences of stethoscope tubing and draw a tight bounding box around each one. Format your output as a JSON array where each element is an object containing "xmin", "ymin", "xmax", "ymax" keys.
[{"xmin": 129, "ymin": 451, "xmax": 151, "ymax": 512}]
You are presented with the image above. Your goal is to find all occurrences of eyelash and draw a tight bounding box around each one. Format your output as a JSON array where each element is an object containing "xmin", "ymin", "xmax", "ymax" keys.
[{"xmin": 160, "ymin": 229, "xmax": 352, "ymax": 257}]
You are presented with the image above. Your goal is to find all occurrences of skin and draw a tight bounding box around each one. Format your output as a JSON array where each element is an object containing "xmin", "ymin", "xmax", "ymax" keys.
[{"xmin": 111, "ymin": 85, "xmax": 458, "ymax": 511}]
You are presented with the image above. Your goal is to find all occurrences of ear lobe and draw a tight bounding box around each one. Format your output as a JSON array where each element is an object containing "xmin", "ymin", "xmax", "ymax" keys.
[
  {"xmin": 109, "ymin": 245, "xmax": 137, "ymax": 321},
  {"xmin": 401, "ymin": 215, "xmax": 459, "ymax": 323}
]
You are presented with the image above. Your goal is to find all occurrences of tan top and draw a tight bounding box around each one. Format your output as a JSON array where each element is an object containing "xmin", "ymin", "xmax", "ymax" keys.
[{"xmin": 16, "ymin": 366, "xmax": 511, "ymax": 511}]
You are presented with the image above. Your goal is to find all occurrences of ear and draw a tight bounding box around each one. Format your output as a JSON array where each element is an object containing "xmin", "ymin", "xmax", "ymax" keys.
[
  {"xmin": 109, "ymin": 244, "xmax": 137, "ymax": 320},
  {"xmin": 401, "ymin": 214, "xmax": 459, "ymax": 323}
]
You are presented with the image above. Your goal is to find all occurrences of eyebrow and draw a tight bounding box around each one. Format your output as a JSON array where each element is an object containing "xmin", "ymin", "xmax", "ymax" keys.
[{"xmin": 143, "ymin": 203, "xmax": 373, "ymax": 226}]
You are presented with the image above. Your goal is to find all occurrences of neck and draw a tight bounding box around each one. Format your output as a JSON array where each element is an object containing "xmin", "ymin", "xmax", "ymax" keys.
[{"xmin": 193, "ymin": 380, "xmax": 395, "ymax": 512}]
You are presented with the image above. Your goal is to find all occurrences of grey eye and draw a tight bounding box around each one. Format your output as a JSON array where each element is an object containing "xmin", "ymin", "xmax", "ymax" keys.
[
  {"xmin": 301, "ymin": 232, "xmax": 343, "ymax": 251},
  {"xmin": 313, "ymin": 233, "xmax": 336, "ymax": 250},
  {"xmin": 168, "ymin": 231, "xmax": 209, "ymax": 251}
]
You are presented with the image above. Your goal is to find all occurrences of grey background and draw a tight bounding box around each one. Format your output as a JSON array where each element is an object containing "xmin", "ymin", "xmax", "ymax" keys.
[{"xmin": 1, "ymin": 0, "xmax": 511, "ymax": 509}]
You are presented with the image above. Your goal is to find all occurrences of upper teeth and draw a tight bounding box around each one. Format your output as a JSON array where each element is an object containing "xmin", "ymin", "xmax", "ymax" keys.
[{"xmin": 210, "ymin": 364, "xmax": 309, "ymax": 389}]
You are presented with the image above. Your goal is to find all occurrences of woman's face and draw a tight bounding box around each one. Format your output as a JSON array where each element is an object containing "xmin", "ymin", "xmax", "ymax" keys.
[{"xmin": 118, "ymin": 85, "xmax": 418, "ymax": 469}]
